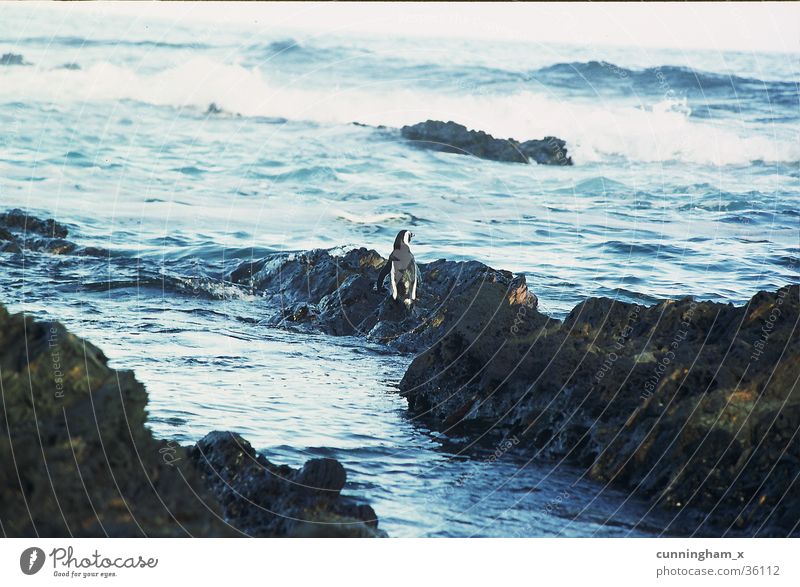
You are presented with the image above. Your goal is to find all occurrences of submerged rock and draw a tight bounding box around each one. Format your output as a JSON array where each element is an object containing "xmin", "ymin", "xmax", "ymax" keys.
[
  {"xmin": 399, "ymin": 285, "xmax": 800, "ymax": 536},
  {"xmin": 0, "ymin": 302, "xmax": 386, "ymax": 537},
  {"xmin": 400, "ymin": 120, "xmax": 573, "ymax": 165},
  {"xmin": 0, "ymin": 208, "xmax": 69, "ymax": 238},
  {"xmin": 0, "ymin": 209, "xmax": 106, "ymax": 256}
]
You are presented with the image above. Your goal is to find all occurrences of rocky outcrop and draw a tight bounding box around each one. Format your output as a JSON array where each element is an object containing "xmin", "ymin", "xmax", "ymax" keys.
[
  {"xmin": 0, "ymin": 303, "xmax": 386, "ymax": 537},
  {"xmin": 191, "ymin": 432, "xmax": 384, "ymax": 537},
  {"xmin": 0, "ymin": 208, "xmax": 68, "ymax": 238},
  {"xmin": 400, "ymin": 120, "xmax": 573, "ymax": 165},
  {"xmin": 229, "ymin": 244, "xmax": 800, "ymax": 535},
  {"xmin": 227, "ymin": 247, "xmax": 537, "ymax": 353},
  {"xmin": 399, "ymin": 285, "xmax": 800, "ymax": 536},
  {"xmin": 0, "ymin": 53, "xmax": 27, "ymax": 66},
  {"xmin": 6, "ymin": 209, "xmax": 797, "ymax": 536},
  {"xmin": 2, "ymin": 210, "xmax": 537, "ymax": 356},
  {"xmin": 0, "ymin": 208, "xmax": 106, "ymax": 256}
]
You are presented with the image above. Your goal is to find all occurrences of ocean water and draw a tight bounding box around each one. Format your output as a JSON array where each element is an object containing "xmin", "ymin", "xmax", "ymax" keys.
[{"xmin": 1, "ymin": 7, "xmax": 798, "ymax": 537}]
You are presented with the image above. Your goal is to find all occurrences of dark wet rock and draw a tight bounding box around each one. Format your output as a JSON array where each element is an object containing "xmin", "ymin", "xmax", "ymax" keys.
[
  {"xmin": 521, "ymin": 137, "xmax": 571, "ymax": 165},
  {"xmin": 352, "ymin": 121, "xmax": 387, "ymax": 130},
  {"xmin": 0, "ymin": 226, "xmax": 16, "ymax": 243},
  {"xmin": 0, "ymin": 53, "xmax": 27, "ymax": 66},
  {"xmin": 8, "ymin": 209, "xmax": 796, "ymax": 536},
  {"xmin": 295, "ymin": 457, "xmax": 347, "ymax": 493},
  {"xmin": 0, "ymin": 209, "xmax": 107, "ymax": 257},
  {"xmin": 227, "ymin": 247, "xmax": 538, "ymax": 353},
  {"xmin": 191, "ymin": 432, "xmax": 385, "ymax": 537},
  {"xmin": 400, "ymin": 120, "xmax": 573, "ymax": 166},
  {"xmin": 0, "ymin": 303, "xmax": 386, "ymax": 537},
  {"xmin": 206, "ymin": 102, "xmax": 223, "ymax": 115},
  {"xmin": 0, "ymin": 208, "xmax": 69, "ymax": 238},
  {"xmin": 399, "ymin": 285, "xmax": 800, "ymax": 536},
  {"xmin": 0, "ymin": 303, "xmax": 233, "ymax": 537},
  {"xmin": 227, "ymin": 243, "xmax": 799, "ymax": 535}
]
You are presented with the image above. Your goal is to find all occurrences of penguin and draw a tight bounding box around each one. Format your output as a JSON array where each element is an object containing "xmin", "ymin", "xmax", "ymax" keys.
[{"xmin": 374, "ymin": 229, "xmax": 417, "ymax": 308}]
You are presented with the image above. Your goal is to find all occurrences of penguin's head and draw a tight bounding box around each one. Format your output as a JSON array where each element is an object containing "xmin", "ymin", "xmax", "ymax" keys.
[{"xmin": 394, "ymin": 229, "xmax": 414, "ymax": 249}]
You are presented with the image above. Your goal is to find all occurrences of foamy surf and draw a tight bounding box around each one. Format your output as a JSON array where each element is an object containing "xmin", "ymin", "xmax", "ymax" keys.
[
  {"xmin": 336, "ymin": 210, "xmax": 413, "ymax": 224},
  {"xmin": 1, "ymin": 56, "xmax": 798, "ymax": 165}
]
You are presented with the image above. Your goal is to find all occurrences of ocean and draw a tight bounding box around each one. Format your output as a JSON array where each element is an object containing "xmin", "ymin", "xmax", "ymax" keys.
[{"xmin": 1, "ymin": 6, "xmax": 798, "ymax": 536}]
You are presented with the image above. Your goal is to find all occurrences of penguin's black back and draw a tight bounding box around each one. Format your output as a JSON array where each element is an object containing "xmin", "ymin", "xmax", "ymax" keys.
[{"xmin": 393, "ymin": 230, "xmax": 407, "ymax": 250}]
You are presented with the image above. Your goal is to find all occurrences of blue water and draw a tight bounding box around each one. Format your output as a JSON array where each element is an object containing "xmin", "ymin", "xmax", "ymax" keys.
[{"xmin": 1, "ymin": 6, "xmax": 798, "ymax": 537}]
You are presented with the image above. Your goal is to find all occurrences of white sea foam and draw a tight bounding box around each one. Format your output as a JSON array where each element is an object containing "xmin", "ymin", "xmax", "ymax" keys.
[
  {"xmin": 1, "ymin": 57, "xmax": 797, "ymax": 166},
  {"xmin": 336, "ymin": 210, "xmax": 412, "ymax": 224}
]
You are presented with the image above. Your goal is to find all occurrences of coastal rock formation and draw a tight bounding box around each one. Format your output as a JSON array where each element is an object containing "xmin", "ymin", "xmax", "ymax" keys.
[
  {"xmin": 192, "ymin": 432, "xmax": 385, "ymax": 537},
  {"xmin": 226, "ymin": 244, "xmax": 800, "ymax": 535},
  {"xmin": 227, "ymin": 247, "xmax": 537, "ymax": 353},
  {"xmin": 0, "ymin": 53, "xmax": 27, "ymax": 66},
  {"xmin": 400, "ymin": 120, "xmax": 573, "ymax": 166},
  {"xmin": 0, "ymin": 208, "xmax": 106, "ymax": 256},
  {"xmin": 4, "ymin": 209, "xmax": 797, "ymax": 536},
  {"xmin": 399, "ymin": 285, "xmax": 800, "ymax": 536},
  {"xmin": 0, "ymin": 208, "xmax": 69, "ymax": 238},
  {"xmin": 0, "ymin": 303, "xmax": 386, "ymax": 537}
]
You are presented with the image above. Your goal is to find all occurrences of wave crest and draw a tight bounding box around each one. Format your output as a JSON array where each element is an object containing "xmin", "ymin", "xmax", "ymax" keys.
[{"xmin": 1, "ymin": 57, "xmax": 797, "ymax": 166}]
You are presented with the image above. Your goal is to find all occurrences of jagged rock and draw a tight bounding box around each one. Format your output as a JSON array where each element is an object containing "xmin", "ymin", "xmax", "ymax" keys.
[
  {"xmin": 0, "ymin": 208, "xmax": 69, "ymax": 238},
  {"xmin": 400, "ymin": 120, "xmax": 572, "ymax": 165},
  {"xmin": 0, "ymin": 304, "xmax": 232, "ymax": 537},
  {"xmin": 7, "ymin": 209, "xmax": 796, "ymax": 536},
  {"xmin": 227, "ymin": 248, "xmax": 537, "ymax": 353},
  {"xmin": 191, "ymin": 432, "xmax": 384, "ymax": 537},
  {"xmin": 0, "ymin": 53, "xmax": 27, "ymax": 66},
  {"xmin": 0, "ymin": 209, "xmax": 106, "ymax": 256},
  {"xmin": 521, "ymin": 137, "xmax": 571, "ymax": 165},
  {"xmin": 399, "ymin": 285, "xmax": 800, "ymax": 536},
  {"xmin": 0, "ymin": 303, "xmax": 386, "ymax": 537}
]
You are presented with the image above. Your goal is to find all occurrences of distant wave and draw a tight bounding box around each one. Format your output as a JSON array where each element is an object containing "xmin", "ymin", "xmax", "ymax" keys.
[
  {"xmin": 0, "ymin": 35, "xmax": 211, "ymax": 50},
  {"xmin": 243, "ymin": 37, "xmax": 375, "ymax": 67},
  {"xmin": 260, "ymin": 39, "xmax": 304, "ymax": 54},
  {"xmin": 6, "ymin": 34, "xmax": 355, "ymax": 63},
  {"xmin": 7, "ymin": 33, "xmax": 798, "ymax": 108},
  {"xmin": 1, "ymin": 56, "xmax": 798, "ymax": 166},
  {"xmin": 531, "ymin": 61, "xmax": 800, "ymax": 107},
  {"xmin": 534, "ymin": 60, "xmax": 796, "ymax": 91}
]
